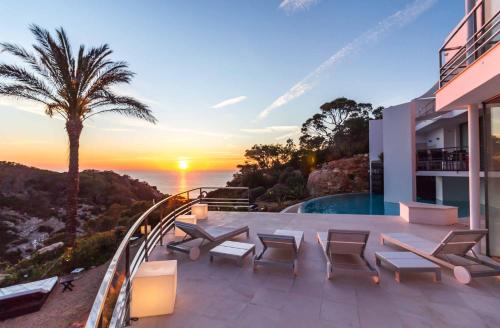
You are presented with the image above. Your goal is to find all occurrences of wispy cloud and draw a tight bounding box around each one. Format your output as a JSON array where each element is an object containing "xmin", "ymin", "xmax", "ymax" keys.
[
  {"xmin": 240, "ymin": 125, "xmax": 299, "ymax": 134},
  {"xmin": 109, "ymin": 116, "xmax": 239, "ymax": 139},
  {"xmin": 279, "ymin": 0, "xmax": 319, "ymax": 13},
  {"xmin": 211, "ymin": 96, "xmax": 247, "ymax": 109},
  {"xmin": 0, "ymin": 98, "xmax": 66, "ymax": 121},
  {"xmin": 260, "ymin": 0, "xmax": 437, "ymax": 119}
]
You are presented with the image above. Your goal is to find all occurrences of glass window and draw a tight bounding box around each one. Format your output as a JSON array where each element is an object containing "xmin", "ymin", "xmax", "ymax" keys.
[{"xmin": 485, "ymin": 103, "xmax": 500, "ymax": 257}]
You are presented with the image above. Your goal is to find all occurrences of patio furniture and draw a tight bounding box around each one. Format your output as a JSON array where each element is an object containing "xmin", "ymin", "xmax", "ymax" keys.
[
  {"xmin": 0, "ymin": 276, "xmax": 58, "ymax": 320},
  {"xmin": 380, "ymin": 229, "xmax": 500, "ymax": 284},
  {"xmin": 59, "ymin": 273, "xmax": 80, "ymax": 292},
  {"xmin": 175, "ymin": 214, "xmax": 197, "ymax": 237},
  {"xmin": 254, "ymin": 229, "xmax": 304, "ymax": 275},
  {"xmin": 191, "ymin": 203, "xmax": 208, "ymax": 220},
  {"xmin": 317, "ymin": 229, "xmax": 379, "ymax": 283},
  {"xmin": 167, "ymin": 221, "xmax": 249, "ymax": 260},
  {"xmin": 375, "ymin": 251, "xmax": 441, "ymax": 282},
  {"xmin": 131, "ymin": 260, "xmax": 177, "ymax": 318},
  {"xmin": 399, "ymin": 201, "xmax": 458, "ymax": 225},
  {"xmin": 209, "ymin": 241, "xmax": 255, "ymax": 266}
]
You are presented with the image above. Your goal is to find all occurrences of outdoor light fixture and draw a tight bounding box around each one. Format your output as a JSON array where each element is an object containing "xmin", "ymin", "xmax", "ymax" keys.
[
  {"xmin": 191, "ymin": 203, "xmax": 208, "ymax": 220},
  {"xmin": 140, "ymin": 225, "xmax": 151, "ymax": 235},
  {"xmin": 131, "ymin": 260, "xmax": 177, "ymax": 318}
]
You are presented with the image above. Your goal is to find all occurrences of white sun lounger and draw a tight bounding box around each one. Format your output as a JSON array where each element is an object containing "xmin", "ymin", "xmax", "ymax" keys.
[
  {"xmin": 380, "ymin": 229, "xmax": 500, "ymax": 284},
  {"xmin": 317, "ymin": 229, "xmax": 379, "ymax": 283},
  {"xmin": 254, "ymin": 229, "xmax": 304, "ymax": 275},
  {"xmin": 167, "ymin": 221, "xmax": 249, "ymax": 260}
]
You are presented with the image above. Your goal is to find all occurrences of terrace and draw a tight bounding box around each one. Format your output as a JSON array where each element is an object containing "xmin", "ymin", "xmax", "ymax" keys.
[{"xmin": 89, "ymin": 198, "xmax": 500, "ymax": 328}]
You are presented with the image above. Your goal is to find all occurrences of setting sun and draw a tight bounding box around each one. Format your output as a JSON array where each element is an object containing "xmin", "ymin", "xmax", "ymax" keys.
[{"xmin": 178, "ymin": 159, "xmax": 189, "ymax": 170}]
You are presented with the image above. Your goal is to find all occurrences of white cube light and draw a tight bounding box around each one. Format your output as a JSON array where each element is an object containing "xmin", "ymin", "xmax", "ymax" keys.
[
  {"xmin": 140, "ymin": 224, "xmax": 151, "ymax": 235},
  {"xmin": 191, "ymin": 203, "xmax": 208, "ymax": 220},
  {"xmin": 130, "ymin": 260, "xmax": 177, "ymax": 318},
  {"xmin": 175, "ymin": 214, "xmax": 197, "ymax": 237}
]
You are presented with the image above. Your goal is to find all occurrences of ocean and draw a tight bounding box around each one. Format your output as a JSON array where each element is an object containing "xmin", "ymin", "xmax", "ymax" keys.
[{"xmin": 117, "ymin": 170, "xmax": 236, "ymax": 195}]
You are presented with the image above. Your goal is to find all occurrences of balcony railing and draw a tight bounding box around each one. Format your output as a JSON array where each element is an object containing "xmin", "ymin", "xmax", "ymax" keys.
[
  {"xmin": 417, "ymin": 147, "xmax": 468, "ymax": 171},
  {"xmin": 85, "ymin": 187, "xmax": 250, "ymax": 328},
  {"xmin": 439, "ymin": 0, "xmax": 500, "ymax": 87}
]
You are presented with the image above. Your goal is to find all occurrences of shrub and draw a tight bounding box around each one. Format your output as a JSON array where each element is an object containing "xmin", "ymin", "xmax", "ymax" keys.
[{"xmin": 67, "ymin": 231, "xmax": 119, "ymax": 270}]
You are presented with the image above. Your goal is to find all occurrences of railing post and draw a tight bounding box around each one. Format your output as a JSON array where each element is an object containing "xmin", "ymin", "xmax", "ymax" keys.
[
  {"xmin": 159, "ymin": 204, "xmax": 164, "ymax": 246},
  {"xmin": 124, "ymin": 242, "xmax": 131, "ymax": 326},
  {"xmin": 144, "ymin": 216, "xmax": 149, "ymax": 262},
  {"xmin": 247, "ymin": 187, "xmax": 250, "ymax": 212}
]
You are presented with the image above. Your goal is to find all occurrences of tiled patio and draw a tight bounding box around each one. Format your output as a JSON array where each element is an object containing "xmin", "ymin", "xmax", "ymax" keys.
[{"xmin": 131, "ymin": 212, "xmax": 500, "ymax": 328}]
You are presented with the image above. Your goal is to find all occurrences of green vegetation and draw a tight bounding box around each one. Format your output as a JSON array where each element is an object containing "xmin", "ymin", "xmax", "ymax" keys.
[
  {"xmin": 0, "ymin": 25, "xmax": 156, "ymax": 246},
  {"xmin": 228, "ymin": 97, "xmax": 383, "ymax": 210},
  {"xmin": 0, "ymin": 162, "xmax": 163, "ymax": 286}
]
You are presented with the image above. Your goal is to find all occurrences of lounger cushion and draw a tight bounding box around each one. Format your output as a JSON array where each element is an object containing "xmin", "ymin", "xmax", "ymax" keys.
[
  {"xmin": 381, "ymin": 233, "xmax": 437, "ymax": 255},
  {"xmin": 0, "ymin": 276, "xmax": 58, "ymax": 301},
  {"xmin": 204, "ymin": 226, "xmax": 248, "ymax": 241},
  {"xmin": 175, "ymin": 221, "xmax": 248, "ymax": 242}
]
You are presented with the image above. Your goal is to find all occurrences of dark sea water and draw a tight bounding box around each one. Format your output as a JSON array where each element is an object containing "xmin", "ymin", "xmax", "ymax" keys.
[{"xmin": 117, "ymin": 170, "xmax": 236, "ymax": 195}]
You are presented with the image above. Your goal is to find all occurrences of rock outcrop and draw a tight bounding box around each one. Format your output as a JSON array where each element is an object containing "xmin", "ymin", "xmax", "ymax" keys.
[{"xmin": 307, "ymin": 154, "xmax": 369, "ymax": 197}]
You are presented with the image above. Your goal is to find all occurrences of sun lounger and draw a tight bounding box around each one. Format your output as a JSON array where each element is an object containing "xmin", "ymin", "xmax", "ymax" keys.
[
  {"xmin": 253, "ymin": 229, "xmax": 304, "ymax": 275},
  {"xmin": 317, "ymin": 230, "xmax": 379, "ymax": 283},
  {"xmin": 0, "ymin": 276, "xmax": 58, "ymax": 320},
  {"xmin": 167, "ymin": 221, "xmax": 249, "ymax": 260},
  {"xmin": 380, "ymin": 229, "xmax": 500, "ymax": 284}
]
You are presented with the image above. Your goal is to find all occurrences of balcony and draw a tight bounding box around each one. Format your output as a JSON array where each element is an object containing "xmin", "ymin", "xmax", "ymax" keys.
[
  {"xmin": 436, "ymin": 1, "xmax": 500, "ymax": 111},
  {"xmin": 417, "ymin": 147, "xmax": 468, "ymax": 172}
]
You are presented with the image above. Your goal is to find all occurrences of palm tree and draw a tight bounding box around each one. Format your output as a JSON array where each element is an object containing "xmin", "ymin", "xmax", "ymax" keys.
[{"xmin": 0, "ymin": 25, "xmax": 157, "ymax": 246}]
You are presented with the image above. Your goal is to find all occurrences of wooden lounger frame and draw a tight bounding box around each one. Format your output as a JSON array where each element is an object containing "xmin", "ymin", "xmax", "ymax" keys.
[{"xmin": 167, "ymin": 221, "xmax": 249, "ymax": 260}]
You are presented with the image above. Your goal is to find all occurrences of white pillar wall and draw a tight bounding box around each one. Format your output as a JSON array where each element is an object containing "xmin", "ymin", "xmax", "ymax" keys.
[{"xmin": 468, "ymin": 105, "xmax": 481, "ymax": 234}]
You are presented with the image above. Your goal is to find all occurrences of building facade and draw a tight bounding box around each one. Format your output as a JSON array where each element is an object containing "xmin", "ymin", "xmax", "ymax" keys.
[{"xmin": 370, "ymin": 0, "xmax": 500, "ymax": 256}]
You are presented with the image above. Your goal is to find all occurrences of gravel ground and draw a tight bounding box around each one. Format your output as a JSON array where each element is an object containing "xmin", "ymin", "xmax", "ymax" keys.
[{"xmin": 0, "ymin": 263, "xmax": 108, "ymax": 328}]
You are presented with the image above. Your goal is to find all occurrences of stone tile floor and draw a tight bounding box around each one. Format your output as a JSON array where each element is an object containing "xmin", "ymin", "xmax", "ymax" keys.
[{"xmin": 130, "ymin": 212, "xmax": 500, "ymax": 328}]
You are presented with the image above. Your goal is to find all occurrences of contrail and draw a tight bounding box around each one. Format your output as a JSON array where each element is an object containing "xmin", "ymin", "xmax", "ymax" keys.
[{"xmin": 259, "ymin": 0, "xmax": 437, "ymax": 119}]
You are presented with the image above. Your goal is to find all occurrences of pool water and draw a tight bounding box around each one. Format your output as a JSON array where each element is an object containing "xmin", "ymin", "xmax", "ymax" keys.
[{"xmin": 299, "ymin": 193, "xmax": 470, "ymax": 217}]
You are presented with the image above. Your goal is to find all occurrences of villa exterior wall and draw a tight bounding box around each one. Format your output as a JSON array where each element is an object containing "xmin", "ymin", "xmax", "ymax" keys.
[{"xmin": 383, "ymin": 102, "xmax": 416, "ymax": 203}]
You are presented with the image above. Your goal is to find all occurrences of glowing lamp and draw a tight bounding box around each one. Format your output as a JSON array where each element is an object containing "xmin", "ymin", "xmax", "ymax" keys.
[
  {"xmin": 175, "ymin": 215, "xmax": 197, "ymax": 237},
  {"xmin": 131, "ymin": 260, "xmax": 177, "ymax": 318},
  {"xmin": 191, "ymin": 204, "xmax": 208, "ymax": 220},
  {"xmin": 140, "ymin": 225, "xmax": 151, "ymax": 235}
]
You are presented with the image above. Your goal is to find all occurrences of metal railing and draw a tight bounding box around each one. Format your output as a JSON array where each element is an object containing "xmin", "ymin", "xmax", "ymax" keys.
[
  {"xmin": 416, "ymin": 147, "xmax": 468, "ymax": 171},
  {"xmin": 85, "ymin": 187, "xmax": 249, "ymax": 328},
  {"xmin": 439, "ymin": 1, "xmax": 499, "ymax": 87}
]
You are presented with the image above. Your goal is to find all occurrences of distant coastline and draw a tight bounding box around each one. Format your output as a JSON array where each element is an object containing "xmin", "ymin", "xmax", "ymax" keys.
[{"xmin": 117, "ymin": 169, "xmax": 236, "ymax": 195}]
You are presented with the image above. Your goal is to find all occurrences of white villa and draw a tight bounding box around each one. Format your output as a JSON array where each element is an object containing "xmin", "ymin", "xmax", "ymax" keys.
[
  {"xmin": 370, "ymin": 0, "xmax": 500, "ymax": 258},
  {"xmin": 1, "ymin": 1, "xmax": 499, "ymax": 328}
]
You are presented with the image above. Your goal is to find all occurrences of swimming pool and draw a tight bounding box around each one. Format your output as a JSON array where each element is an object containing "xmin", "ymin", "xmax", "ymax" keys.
[{"xmin": 299, "ymin": 193, "xmax": 470, "ymax": 217}]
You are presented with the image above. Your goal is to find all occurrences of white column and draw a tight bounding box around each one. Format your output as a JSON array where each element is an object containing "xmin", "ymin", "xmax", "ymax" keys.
[
  {"xmin": 436, "ymin": 176, "xmax": 443, "ymax": 202},
  {"xmin": 468, "ymin": 105, "xmax": 481, "ymax": 234}
]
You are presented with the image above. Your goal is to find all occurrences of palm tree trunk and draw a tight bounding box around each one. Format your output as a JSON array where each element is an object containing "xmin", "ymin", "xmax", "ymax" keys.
[{"xmin": 65, "ymin": 118, "xmax": 83, "ymax": 247}]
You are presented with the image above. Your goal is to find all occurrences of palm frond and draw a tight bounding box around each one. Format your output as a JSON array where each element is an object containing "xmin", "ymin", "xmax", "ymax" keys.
[{"xmin": 0, "ymin": 24, "xmax": 156, "ymax": 124}]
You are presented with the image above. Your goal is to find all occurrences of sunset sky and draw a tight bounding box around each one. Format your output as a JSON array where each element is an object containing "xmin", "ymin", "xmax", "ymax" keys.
[{"xmin": 0, "ymin": 0, "xmax": 463, "ymax": 172}]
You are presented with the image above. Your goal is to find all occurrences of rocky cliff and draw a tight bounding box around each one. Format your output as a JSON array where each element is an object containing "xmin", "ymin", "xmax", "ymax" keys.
[{"xmin": 306, "ymin": 154, "xmax": 369, "ymax": 197}]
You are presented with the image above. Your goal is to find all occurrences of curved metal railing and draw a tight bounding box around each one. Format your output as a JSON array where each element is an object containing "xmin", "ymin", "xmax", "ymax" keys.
[{"xmin": 85, "ymin": 187, "xmax": 249, "ymax": 328}]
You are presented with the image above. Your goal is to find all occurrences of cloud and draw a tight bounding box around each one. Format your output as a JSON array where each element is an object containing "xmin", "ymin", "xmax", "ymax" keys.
[
  {"xmin": 279, "ymin": 0, "xmax": 319, "ymax": 13},
  {"xmin": 211, "ymin": 96, "xmax": 247, "ymax": 109},
  {"xmin": 0, "ymin": 98, "xmax": 66, "ymax": 121},
  {"xmin": 259, "ymin": 0, "xmax": 437, "ymax": 119},
  {"xmin": 240, "ymin": 125, "xmax": 300, "ymax": 134}
]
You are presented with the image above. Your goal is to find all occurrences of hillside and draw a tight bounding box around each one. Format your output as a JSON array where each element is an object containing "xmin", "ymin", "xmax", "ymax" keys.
[{"xmin": 0, "ymin": 161, "xmax": 164, "ymax": 264}]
